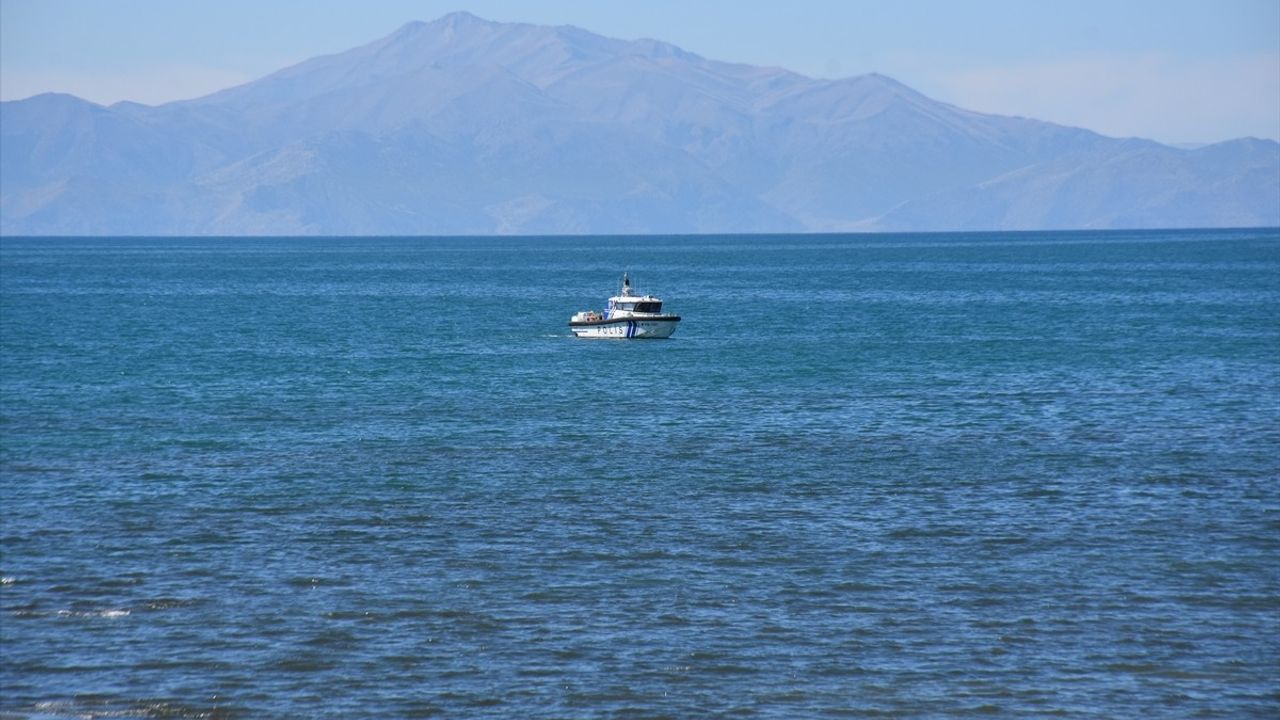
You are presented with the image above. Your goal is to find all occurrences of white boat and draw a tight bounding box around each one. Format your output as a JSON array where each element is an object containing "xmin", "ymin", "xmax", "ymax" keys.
[{"xmin": 569, "ymin": 273, "xmax": 681, "ymax": 339}]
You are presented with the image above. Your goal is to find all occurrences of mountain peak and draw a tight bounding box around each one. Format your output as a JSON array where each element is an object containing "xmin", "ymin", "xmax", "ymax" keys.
[
  {"xmin": 430, "ymin": 10, "xmax": 494, "ymax": 29},
  {"xmin": 388, "ymin": 12, "xmax": 496, "ymax": 41},
  {"xmin": 8, "ymin": 92, "xmax": 102, "ymax": 109}
]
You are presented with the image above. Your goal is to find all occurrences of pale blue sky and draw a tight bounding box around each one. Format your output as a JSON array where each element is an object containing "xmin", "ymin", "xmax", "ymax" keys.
[{"xmin": 2, "ymin": 0, "xmax": 1277, "ymax": 144}]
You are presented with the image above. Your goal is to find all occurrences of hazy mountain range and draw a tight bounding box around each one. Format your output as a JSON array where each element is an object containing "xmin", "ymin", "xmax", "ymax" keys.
[{"xmin": 3, "ymin": 11, "xmax": 1277, "ymax": 235}]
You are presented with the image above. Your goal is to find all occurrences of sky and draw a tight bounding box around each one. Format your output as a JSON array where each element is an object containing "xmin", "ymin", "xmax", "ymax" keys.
[{"xmin": 2, "ymin": 0, "xmax": 1277, "ymax": 145}]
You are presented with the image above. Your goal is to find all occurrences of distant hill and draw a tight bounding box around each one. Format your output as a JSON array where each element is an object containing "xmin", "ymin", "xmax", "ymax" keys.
[{"xmin": 3, "ymin": 11, "xmax": 1277, "ymax": 235}]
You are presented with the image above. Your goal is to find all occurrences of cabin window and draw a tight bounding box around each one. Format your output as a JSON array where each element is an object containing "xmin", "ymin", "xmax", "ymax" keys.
[
  {"xmin": 618, "ymin": 302, "xmax": 636, "ymax": 311},
  {"xmin": 635, "ymin": 302, "xmax": 662, "ymax": 313}
]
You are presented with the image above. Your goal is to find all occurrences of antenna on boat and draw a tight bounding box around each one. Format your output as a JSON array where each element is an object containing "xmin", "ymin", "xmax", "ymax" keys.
[{"xmin": 622, "ymin": 272, "xmax": 631, "ymax": 296}]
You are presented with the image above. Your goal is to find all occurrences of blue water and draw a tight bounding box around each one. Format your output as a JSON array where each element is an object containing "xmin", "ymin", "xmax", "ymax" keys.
[{"xmin": 1, "ymin": 230, "xmax": 1278, "ymax": 718}]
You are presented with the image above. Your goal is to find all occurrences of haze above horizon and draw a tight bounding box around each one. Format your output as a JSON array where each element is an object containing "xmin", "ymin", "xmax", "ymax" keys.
[{"xmin": 2, "ymin": 0, "xmax": 1278, "ymax": 145}]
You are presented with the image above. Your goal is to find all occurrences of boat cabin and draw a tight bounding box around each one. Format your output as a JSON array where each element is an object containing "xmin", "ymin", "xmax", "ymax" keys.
[{"xmin": 607, "ymin": 298, "xmax": 663, "ymax": 313}]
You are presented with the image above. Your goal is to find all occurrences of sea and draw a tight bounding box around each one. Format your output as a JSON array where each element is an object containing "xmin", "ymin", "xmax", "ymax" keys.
[{"xmin": 1, "ymin": 229, "xmax": 1277, "ymax": 719}]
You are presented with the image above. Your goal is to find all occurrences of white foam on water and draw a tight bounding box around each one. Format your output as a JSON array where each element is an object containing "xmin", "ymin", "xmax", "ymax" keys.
[
  {"xmin": 56, "ymin": 608, "xmax": 131, "ymax": 618},
  {"xmin": 32, "ymin": 699, "xmax": 218, "ymax": 719}
]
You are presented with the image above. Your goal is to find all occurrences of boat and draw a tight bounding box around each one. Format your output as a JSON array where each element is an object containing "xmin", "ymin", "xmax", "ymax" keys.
[{"xmin": 569, "ymin": 273, "xmax": 681, "ymax": 339}]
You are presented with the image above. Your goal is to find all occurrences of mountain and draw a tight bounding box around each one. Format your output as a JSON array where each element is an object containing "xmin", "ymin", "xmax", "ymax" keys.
[{"xmin": 3, "ymin": 11, "xmax": 1277, "ymax": 235}]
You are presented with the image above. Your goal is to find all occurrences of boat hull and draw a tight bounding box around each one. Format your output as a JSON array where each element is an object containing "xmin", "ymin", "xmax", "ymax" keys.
[{"xmin": 569, "ymin": 316, "xmax": 680, "ymax": 339}]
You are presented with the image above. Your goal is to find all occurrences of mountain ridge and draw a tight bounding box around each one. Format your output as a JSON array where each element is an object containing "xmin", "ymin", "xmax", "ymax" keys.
[{"xmin": 3, "ymin": 12, "xmax": 1277, "ymax": 235}]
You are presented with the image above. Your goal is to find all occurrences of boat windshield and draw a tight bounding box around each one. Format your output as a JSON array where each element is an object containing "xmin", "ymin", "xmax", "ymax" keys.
[{"xmin": 635, "ymin": 302, "xmax": 662, "ymax": 313}]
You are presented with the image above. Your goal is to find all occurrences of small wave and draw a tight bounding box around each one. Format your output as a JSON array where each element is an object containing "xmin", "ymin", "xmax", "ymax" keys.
[
  {"xmin": 284, "ymin": 576, "xmax": 334, "ymax": 588},
  {"xmin": 14, "ymin": 599, "xmax": 196, "ymax": 620},
  {"xmin": 143, "ymin": 598, "xmax": 200, "ymax": 611},
  {"xmin": 98, "ymin": 574, "xmax": 147, "ymax": 588},
  {"xmin": 0, "ymin": 576, "xmax": 15, "ymax": 585},
  {"xmin": 31, "ymin": 698, "xmax": 232, "ymax": 719},
  {"xmin": 56, "ymin": 608, "xmax": 131, "ymax": 618}
]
